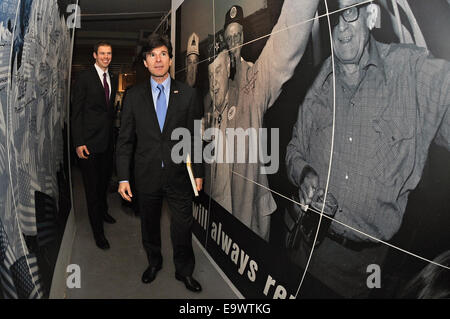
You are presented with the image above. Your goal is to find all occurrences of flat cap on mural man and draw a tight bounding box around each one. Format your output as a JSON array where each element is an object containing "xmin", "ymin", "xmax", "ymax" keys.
[{"xmin": 286, "ymin": 0, "xmax": 450, "ymax": 298}]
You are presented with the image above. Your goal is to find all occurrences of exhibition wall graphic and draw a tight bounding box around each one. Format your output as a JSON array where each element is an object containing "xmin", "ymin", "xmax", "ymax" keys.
[
  {"xmin": 0, "ymin": 0, "xmax": 72, "ymax": 298},
  {"xmin": 174, "ymin": 0, "xmax": 450, "ymax": 298}
]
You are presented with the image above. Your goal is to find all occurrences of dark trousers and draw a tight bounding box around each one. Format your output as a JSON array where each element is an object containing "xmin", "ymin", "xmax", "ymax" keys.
[
  {"xmin": 79, "ymin": 146, "xmax": 113, "ymax": 239},
  {"xmin": 138, "ymin": 177, "xmax": 195, "ymax": 277}
]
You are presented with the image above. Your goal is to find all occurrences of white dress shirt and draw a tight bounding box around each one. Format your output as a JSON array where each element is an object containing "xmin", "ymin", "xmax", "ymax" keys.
[{"xmin": 94, "ymin": 63, "xmax": 111, "ymax": 98}]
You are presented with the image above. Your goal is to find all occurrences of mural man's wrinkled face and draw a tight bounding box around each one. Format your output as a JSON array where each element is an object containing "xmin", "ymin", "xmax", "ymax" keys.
[
  {"xmin": 225, "ymin": 22, "xmax": 243, "ymax": 60},
  {"xmin": 208, "ymin": 51, "xmax": 230, "ymax": 109},
  {"xmin": 332, "ymin": 0, "xmax": 370, "ymax": 65}
]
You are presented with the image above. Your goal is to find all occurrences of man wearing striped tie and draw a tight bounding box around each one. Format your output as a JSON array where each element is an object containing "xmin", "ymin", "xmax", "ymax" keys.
[{"xmin": 71, "ymin": 41, "xmax": 118, "ymax": 250}]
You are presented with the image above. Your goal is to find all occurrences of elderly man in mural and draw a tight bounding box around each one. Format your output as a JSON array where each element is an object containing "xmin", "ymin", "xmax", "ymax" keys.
[
  {"xmin": 204, "ymin": 0, "xmax": 321, "ymax": 241},
  {"xmin": 286, "ymin": 0, "xmax": 450, "ymax": 297},
  {"xmin": 203, "ymin": 35, "xmax": 237, "ymax": 214},
  {"xmin": 223, "ymin": 5, "xmax": 254, "ymax": 86}
]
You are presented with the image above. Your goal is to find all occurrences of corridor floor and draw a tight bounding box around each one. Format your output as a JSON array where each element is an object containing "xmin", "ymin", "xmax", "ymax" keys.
[{"xmin": 66, "ymin": 167, "xmax": 239, "ymax": 299}]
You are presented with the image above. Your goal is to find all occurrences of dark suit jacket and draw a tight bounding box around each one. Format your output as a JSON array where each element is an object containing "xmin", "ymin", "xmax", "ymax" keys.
[
  {"xmin": 71, "ymin": 65, "xmax": 118, "ymax": 153},
  {"xmin": 116, "ymin": 78, "xmax": 204, "ymax": 195}
]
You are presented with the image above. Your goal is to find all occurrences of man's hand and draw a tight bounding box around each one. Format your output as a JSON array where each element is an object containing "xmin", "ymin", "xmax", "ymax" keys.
[
  {"xmin": 76, "ymin": 145, "xmax": 90, "ymax": 159},
  {"xmin": 298, "ymin": 168, "xmax": 319, "ymax": 210},
  {"xmin": 298, "ymin": 167, "xmax": 339, "ymax": 216},
  {"xmin": 310, "ymin": 189, "xmax": 339, "ymax": 218},
  {"xmin": 195, "ymin": 178, "xmax": 203, "ymax": 192},
  {"xmin": 118, "ymin": 182, "xmax": 133, "ymax": 202}
]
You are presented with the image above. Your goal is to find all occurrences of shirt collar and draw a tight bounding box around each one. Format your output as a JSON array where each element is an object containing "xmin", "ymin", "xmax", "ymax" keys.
[
  {"xmin": 364, "ymin": 36, "xmax": 386, "ymax": 80},
  {"xmin": 150, "ymin": 76, "xmax": 171, "ymax": 93},
  {"xmin": 94, "ymin": 63, "xmax": 108, "ymax": 77},
  {"xmin": 321, "ymin": 36, "xmax": 387, "ymax": 87}
]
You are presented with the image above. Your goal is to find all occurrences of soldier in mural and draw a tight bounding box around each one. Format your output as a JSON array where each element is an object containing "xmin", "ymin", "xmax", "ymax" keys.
[
  {"xmin": 286, "ymin": 0, "xmax": 450, "ymax": 297},
  {"xmin": 223, "ymin": 5, "xmax": 253, "ymax": 86},
  {"xmin": 204, "ymin": 36, "xmax": 236, "ymax": 215},
  {"xmin": 204, "ymin": 0, "xmax": 321, "ymax": 241},
  {"xmin": 185, "ymin": 32, "xmax": 199, "ymax": 88}
]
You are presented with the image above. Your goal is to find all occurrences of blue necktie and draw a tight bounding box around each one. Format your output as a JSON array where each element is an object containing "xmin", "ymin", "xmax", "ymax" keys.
[{"xmin": 156, "ymin": 84, "xmax": 167, "ymax": 132}]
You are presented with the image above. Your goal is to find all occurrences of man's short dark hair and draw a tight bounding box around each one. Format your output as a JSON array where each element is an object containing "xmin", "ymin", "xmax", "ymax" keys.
[
  {"xmin": 94, "ymin": 41, "xmax": 112, "ymax": 54},
  {"xmin": 142, "ymin": 33, "xmax": 173, "ymax": 60}
]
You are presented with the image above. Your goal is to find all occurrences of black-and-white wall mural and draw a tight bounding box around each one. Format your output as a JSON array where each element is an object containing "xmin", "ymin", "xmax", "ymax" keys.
[
  {"xmin": 0, "ymin": 0, "xmax": 72, "ymax": 298},
  {"xmin": 174, "ymin": 0, "xmax": 450, "ymax": 299}
]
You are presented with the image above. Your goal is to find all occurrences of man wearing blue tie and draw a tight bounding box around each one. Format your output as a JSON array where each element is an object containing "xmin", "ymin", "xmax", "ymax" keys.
[{"xmin": 116, "ymin": 34, "xmax": 204, "ymax": 292}]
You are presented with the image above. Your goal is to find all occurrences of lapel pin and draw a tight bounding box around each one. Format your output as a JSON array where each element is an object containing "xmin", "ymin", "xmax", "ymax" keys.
[{"xmin": 174, "ymin": 90, "xmax": 179, "ymax": 94}]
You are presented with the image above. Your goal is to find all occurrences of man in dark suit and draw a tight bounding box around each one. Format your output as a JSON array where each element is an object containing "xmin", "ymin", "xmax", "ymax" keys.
[
  {"xmin": 116, "ymin": 34, "xmax": 204, "ymax": 292},
  {"xmin": 71, "ymin": 41, "xmax": 118, "ymax": 250}
]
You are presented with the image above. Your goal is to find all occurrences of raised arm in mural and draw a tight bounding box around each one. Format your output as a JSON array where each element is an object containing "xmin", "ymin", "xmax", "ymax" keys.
[{"xmin": 205, "ymin": 0, "xmax": 321, "ymax": 241}]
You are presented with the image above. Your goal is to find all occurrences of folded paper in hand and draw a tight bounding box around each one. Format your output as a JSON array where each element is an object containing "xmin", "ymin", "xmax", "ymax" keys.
[{"xmin": 186, "ymin": 153, "xmax": 199, "ymax": 197}]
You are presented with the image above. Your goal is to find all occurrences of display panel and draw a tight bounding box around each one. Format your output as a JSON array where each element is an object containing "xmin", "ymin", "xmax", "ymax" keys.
[
  {"xmin": 173, "ymin": 0, "xmax": 450, "ymax": 299},
  {"xmin": 0, "ymin": 0, "xmax": 73, "ymax": 298}
]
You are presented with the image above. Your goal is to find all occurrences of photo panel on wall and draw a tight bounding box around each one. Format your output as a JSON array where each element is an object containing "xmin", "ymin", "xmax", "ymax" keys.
[
  {"xmin": 292, "ymin": 0, "xmax": 450, "ymax": 299},
  {"xmin": 194, "ymin": 0, "xmax": 330, "ymax": 298},
  {"xmin": 174, "ymin": 0, "xmax": 450, "ymax": 299}
]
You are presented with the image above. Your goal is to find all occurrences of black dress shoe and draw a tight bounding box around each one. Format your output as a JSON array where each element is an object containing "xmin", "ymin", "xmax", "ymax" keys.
[
  {"xmin": 142, "ymin": 265, "xmax": 162, "ymax": 284},
  {"xmin": 175, "ymin": 273, "xmax": 202, "ymax": 292},
  {"xmin": 95, "ymin": 235, "xmax": 110, "ymax": 250},
  {"xmin": 104, "ymin": 213, "xmax": 116, "ymax": 224}
]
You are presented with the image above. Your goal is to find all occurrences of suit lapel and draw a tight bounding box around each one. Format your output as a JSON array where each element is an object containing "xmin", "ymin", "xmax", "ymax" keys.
[
  {"xmin": 141, "ymin": 78, "xmax": 181, "ymax": 136},
  {"xmin": 91, "ymin": 66, "xmax": 105, "ymax": 95},
  {"xmin": 140, "ymin": 80, "xmax": 162, "ymax": 135},
  {"xmin": 109, "ymin": 73, "xmax": 117, "ymax": 105},
  {"xmin": 162, "ymin": 79, "xmax": 180, "ymax": 135}
]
